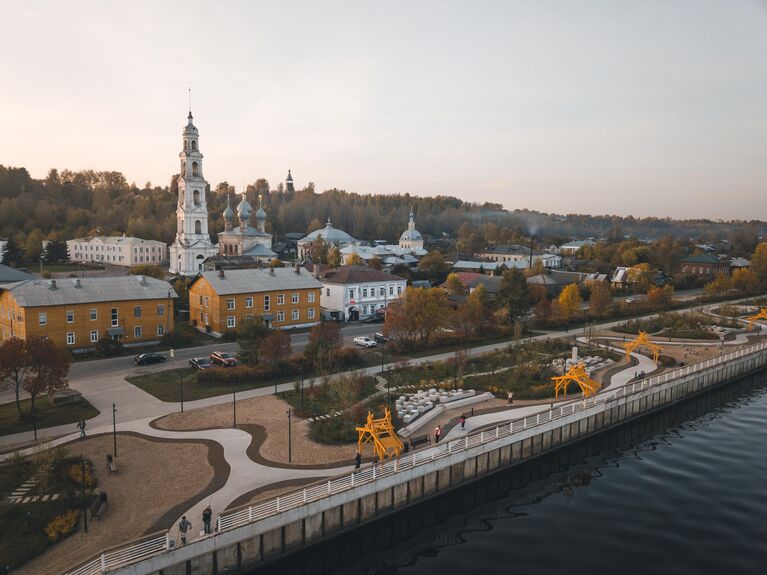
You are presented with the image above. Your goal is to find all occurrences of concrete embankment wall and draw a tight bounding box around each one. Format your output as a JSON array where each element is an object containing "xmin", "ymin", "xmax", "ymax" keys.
[{"xmin": 113, "ymin": 347, "xmax": 767, "ymax": 575}]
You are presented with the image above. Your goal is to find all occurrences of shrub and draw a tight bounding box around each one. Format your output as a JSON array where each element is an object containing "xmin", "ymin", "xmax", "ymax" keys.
[
  {"xmin": 337, "ymin": 346, "xmax": 362, "ymax": 367},
  {"xmin": 67, "ymin": 463, "xmax": 94, "ymax": 487},
  {"xmin": 161, "ymin": 331, "xmax": 194, "ymax": 348},
  {"xmin": 45, "ymin": 510, "xmax": 79, "ymax": 542},
  {"xmin": 197, "ymin": 365, "xmax": 265, "ymax": 385},
  {"xmin": 96, "ymin": 338, "xmax": 124, "ymax": 357}
]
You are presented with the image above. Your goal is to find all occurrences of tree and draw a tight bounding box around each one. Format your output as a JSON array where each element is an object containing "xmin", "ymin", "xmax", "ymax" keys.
[
  {"xmin": 327, "ymin": 246, "xmax": 342, "ymax": 268},
  {"xmin": 751, "ymin": 242, "xmax": 767, "ymax": 288},
  {"xmin": 384, "ymin": 287, "xmax": 453, "ymax": 346},
  {"xmin": 588, "ymin": 281, "xmax": 611, "ymax": 316},
  {"xmin": 23, "ymin": 336, "xmax": 71, "ymax": 422},
  {"xmin": 0, "ymin": 338, "xmax": 31, "ymax": 416},
  {"xmin": 304, "ymin": 321, "xmax": 343, "ymax": 374},
  {"xmin": 454, "ymin": 284, "xmax": 490, "ymax": 339},
  {"xmin": 309, "ymin": 235, "xmax": 329, "ymax": 264},
  {"xmin": 41, "ymin": 239, "xmax": 69, "ymax": 263},
  {"xmin": 444, "ymin": 273, "xmax": 465, "ymax": 296},
  {"xmin": 128, "ymin": 264, "xmax": 165, "ymax": 279},
  {"xmin": 558, "ymin": 283, "xmax": 582, "ymax": 320},
  {"xmin": 346, "ymin": 253, "xmax": 363, "ymax": 266},
  {"xmin": 646, "ymin": 285, "xmax": 674, "ymax": 307},
  {"xmin": 25, "ymin": 229, "xmax": 44, "ymax": 262},
  {"xmin": 704, "ymin": 273, "xmax": 732, "ymax": 296},
  {"xmin": 369, "ymin": 256, "xmax": 383, "ymax": 270},
  {"xmin": 259, "ymin": 330, "xmax": 292, "ymax": 373},
  {"xmin": 417, "ymin": 251, "xmax": 450, "ymax": 283},
  {"xmin": 269, "ymin": 258, "xmax": 285, "ymax": 268},
  {"xmin": 1, "ymin": 237, "xmax": 24, "ymax": 267},
  {"xmin": 237, "ymin": 317, "xmax": 272, "ymax": 365},
  {"xmin": 497, "ymin": 269, "xmax": 531, "ymax": 323},
  {"xmin": 731, "ymin": 268, "xmax": 758, "ymax": 293}
]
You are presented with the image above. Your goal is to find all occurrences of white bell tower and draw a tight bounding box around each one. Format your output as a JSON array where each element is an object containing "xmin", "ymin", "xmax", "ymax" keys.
[{"xmin": 169, "ymin": 110, "xmax": 217, "ymax": 274}]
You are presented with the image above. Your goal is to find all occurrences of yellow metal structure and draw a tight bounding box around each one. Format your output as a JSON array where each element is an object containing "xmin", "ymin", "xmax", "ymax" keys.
[
  {"xmin": 551, "ymin": 363, "xmax": 601, "ymax": 399},
  {"xmin": 356, "ymin": 407, "xmax": 404, "ymax": 461},
  {"xmin": 746, "ymin": 308, "xmax": 767, "ymax": 330},
  {"xmin": 624, "ymin": 331, "xmax": 662, "ymax": 363}
]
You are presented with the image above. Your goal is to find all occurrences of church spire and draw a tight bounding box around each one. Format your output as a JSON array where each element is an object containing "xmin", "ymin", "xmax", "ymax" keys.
[
  {"xmin": 223, "ymin": 193, "xmax": 235, "ymax": 232},
  {"xmin": 286, "ymin": 169, "xmax": 295, "ymax": 193}
]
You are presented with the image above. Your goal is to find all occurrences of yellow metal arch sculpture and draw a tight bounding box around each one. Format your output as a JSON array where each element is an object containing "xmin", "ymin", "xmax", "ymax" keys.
[
  {"xmin": 746, "ymin": 308, "xmax": 767, "ymax": 331},
  {"xmin": 356, "ymin": 407, "xmax": 403, "ymax": 461},
  {"xmin": 624, "ymin": 331, "xmax": 662, "ymax": 363},
  {"xmin": 551, "ymin": 363, "xmax": 601, "ymax": 399}
]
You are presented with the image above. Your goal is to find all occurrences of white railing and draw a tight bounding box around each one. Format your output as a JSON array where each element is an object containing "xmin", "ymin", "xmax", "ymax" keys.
[{"xmin": 67, "ymin": 340, "xmax": 767, "ymax": 575}]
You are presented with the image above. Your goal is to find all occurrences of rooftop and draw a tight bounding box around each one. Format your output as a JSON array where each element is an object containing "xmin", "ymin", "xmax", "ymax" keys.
[
  {"xmin": 319, "ymin": 265, "xmax": 405, "ymax": 285},
  {"xmin": 193, "ymin": 267, "xmax": 322, "ymax": 295}
]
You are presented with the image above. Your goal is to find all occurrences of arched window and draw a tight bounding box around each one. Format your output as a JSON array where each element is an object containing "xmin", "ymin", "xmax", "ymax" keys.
[
  {"xmin": 192, "ymin": 162, "xmax": 199, "ymax": 176},
  {"xmin": 181, "ymin": 161, "xmax": 186, "ymax": 175},
  {"xmin": 184, "ymin": 139, "xmax": 188, "ymax": 150},
  {"xmin": 193, "ymin": 189, "xmax": 200, "ymax": 206},
  {"xmin": 192, "ymin": 140, "xmax": 197, "ymax": 150},
  {"xmin": 195, "ymin": 220, "xmax": 202, "ymax": 234}
]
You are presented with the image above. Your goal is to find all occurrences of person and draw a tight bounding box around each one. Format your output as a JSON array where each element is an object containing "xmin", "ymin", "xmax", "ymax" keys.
[
  {"xmin": 354, "ymin": 451, "xmax": 362, "ymax": 471},
  {"xmin": 202, "ymin": 507, "xmax": 212, "ymax": 535},
  {"xmin": 77, "ymin": 420, "xmax": 86, "ymax": 439},
  {"xmin": 507, "ymin": 391, "xmax": 514, "ymax": 406},
  {"xmin": 434, "ymin": 425, "xmax": 441, "ymax": 443},
  {"xmin": 460, "ymin": 414, "xmax": 466, "ymax": 430},
  {"xmin": 179, "ymin": 516, "xmax": 192, "ymax": 544}
]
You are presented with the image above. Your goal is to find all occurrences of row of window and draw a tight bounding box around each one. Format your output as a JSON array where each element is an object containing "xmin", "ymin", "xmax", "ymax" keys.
[
  {"xmin": 73, "ymin": 244, "xmax": 163, "ymax": 252},
  {"xmin": 223, "ymin": 307, "xmax": 315, "ymax": 329},
  {"xmin": 345, "ymin": 285, "xmax": 403, "ymax": 299},
  {"xmin": 39, "ymin": 305, "xmax": 165, "ymax": 326},
  {"xmin": 199, "ymin": 292, "xmax": 316, "ymax": 311},
  {"xmin": 65, "ymin": 324, "xmax": 165, "ymax": 345}
]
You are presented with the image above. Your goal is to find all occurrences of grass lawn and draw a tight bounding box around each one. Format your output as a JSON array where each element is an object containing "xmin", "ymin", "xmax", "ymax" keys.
[
  {"xmin": 283, "ymin": 376, "xmax": 378, "ymax": 418},
  {"xmin": 0, "ymin": 398, "xmax": 100, "ymax": 437},
  {"xmin": 40, "ymin": 262, "xmax": 105, "ymax": 273}
]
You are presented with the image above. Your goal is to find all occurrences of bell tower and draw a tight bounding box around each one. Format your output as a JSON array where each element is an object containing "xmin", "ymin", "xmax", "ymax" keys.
[{"xmin": 169, "ymin": 108, "xmax": 217, "ymax": 274}]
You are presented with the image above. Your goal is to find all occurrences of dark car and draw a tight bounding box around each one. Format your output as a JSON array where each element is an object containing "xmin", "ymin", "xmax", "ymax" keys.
[
  {"xmin": 210, "ymin": 351, "xmax": 237, "ymax": 367},
  {"xmin": 134, "ymin": 353, "xmax": 167, "ymax": 366},
  {"xmin": 189, "ymin": 357, "xmax": 212, "ymax": 370}
]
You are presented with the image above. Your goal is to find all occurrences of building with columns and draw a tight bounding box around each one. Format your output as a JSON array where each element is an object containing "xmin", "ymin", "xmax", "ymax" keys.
[{"xmin": 169, "ymin": 111, "xmax": 217, "ymax": 274}]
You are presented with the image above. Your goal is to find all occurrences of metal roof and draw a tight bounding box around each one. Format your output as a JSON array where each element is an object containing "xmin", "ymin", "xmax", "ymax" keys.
[
  {"xmin": 0, "ymin": 264, "xmax": 33, "ymax": 285},
  {"xmin": 3, "ymin": 275, "xmax": 177, "ymax": 307},
  {"xmin": 193, "ymin": 267, "xmax": 322, "ymax": 295}
]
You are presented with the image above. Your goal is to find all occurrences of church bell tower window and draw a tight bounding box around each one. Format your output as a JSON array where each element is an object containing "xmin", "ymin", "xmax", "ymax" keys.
[
  {"xmin": 192, "ymin": 162, "xmax": 199, "ymax": 176},
  {"xmin": 193, "ymin": 190, "xmax": 200, "ymax": 206}
]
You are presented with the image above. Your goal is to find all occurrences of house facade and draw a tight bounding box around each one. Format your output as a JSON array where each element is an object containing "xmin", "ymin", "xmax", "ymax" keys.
[
  {"xmin": 67, "ymin": 235, "xmax": 167, "ymax": 267},
  {"xmin": 679, "ymin": 254, "xmax": 730, "ymax": 277},
  {"xmin": 188, "ymin": 267, "xmax": 322, "ymax": 336},
  {"xmin": 318, "ymin": 265, "xmax": 407, "ymax": 321},
  {"xmin": 0, "ymin": 275, "xmax": 176, "ymax": 349}
]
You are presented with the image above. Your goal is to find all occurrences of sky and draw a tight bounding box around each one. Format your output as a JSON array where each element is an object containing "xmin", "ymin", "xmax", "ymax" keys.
[{"xmin": 1, "ymin": 0, "xmax": 766, "ymax": 220}]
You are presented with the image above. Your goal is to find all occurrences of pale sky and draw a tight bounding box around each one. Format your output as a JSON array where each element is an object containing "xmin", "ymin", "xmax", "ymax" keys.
[{"xmin": 1, "ymin": 0, "xmax": 766, "ymax": 219}]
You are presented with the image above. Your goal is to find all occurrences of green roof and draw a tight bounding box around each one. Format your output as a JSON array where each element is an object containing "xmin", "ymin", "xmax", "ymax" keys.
[{"xmin": 680, "ymin": 254, "xmax": 721, "ymax": 264}]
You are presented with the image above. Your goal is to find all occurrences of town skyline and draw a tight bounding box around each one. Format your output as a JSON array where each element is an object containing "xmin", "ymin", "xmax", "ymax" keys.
[{"xmin": 2, "ymin": 1, "xmax": 766, "ymax": 220}]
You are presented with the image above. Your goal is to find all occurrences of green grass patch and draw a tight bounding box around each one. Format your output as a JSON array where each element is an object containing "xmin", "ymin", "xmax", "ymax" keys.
[
  {"xmin": 283, "ymin": 376, "xmax": 378, "ymax": 419},
  {"xmin": 0, "ymin": 398, "xmax": 99, "ymax": 437}
]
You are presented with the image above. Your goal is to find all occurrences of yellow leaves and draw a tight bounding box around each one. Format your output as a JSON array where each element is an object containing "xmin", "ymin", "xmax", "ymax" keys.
[
  {"xmin": 557, "ymin": 283, "xmax": 581, "ymax": 319},
  {"xmin": 45, "ymin": 510, "xmax": 79, "ymax": 542}
]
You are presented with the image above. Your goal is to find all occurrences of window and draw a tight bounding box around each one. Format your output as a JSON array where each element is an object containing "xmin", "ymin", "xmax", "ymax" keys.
[
  {"xmin": 133, "ymin": 306, "xmax": 142, "ymax": 318},
  {"xmin": 226, "ymin": 298, "xmax": 235, "ymax": 310},
  {"xmin": 397, "ymin": 285, "xmax": 402, "ymax": 294},
  {"xmin": 264, "ymin": 295, "xmax": 270, "ymax": 311},
  {"xmin": 308, "ymin": 292, "xmax": 316, "ymax": 303},
  {"xmin": 277, "ymin": 294, "xmax": 285, "ymax": 305},
  {"xmin": 157, "ymin": 304, "xmax": 165, "ymax": 316},
  {"xmin": 276, "ymin": 311, "xmax": 285, "ymax": 322},
  {"xmin": 245, "ymin": 297, "xmax": 253, "ymax": 308},
  {"xmin": 227, "ymin": 316, "xmax": 236, "ymax": 329},
  {"xmin": 111, "ymin": 308, "xmax": 118, "ymax": 327},
  {"xmin": 362, "ymin": 288, "xmax": 368, "ymax": 298},
  {"xmin": 379, "ymin": 287, "xmax": 385, "ymax": 297},
  {"xmin": 66, "ymin": 310, "xmax": 74, "ymax": 323},
  {"xmin": 39, "ymin": 312, "xmax": 47, "ymax": 326},
  {"xmin": 199, "ymin": 295, "xmax": 203, "ymax": 305},
  {"xmin": 308, "ymin": 307, "xmax": 315, "ymax": 319},
  {"xmin": 389, "ymin": 286, "xmax": 394, "ymax": 296},
  {"xmin": 192, "ymin": 139, "xmax": 197, "ymax": 150},
  {"xmin": 134, "ymin": 326, "xmax": 142, "ymax": 338},
  {"xmin": 348, "ymin": 288, "xmax": 355, "ymax": 299},
  {"xmin": 157, "ymin": 324, "xmax": 165, "ymax": 336},
  {"xmin": 292, "ymin": 309, "xmax": 299, "ymax": 320},
  {"xmin": 195, "ymin": 220, "xmax": 202, "ymax": 234},
  {"xmin": 326, "ymin": 288, "xmax": 330, "ymax": 297},
  {"xmin": 292, "ymin": 292, "xmax": 299, "ymax": 304},
  {"xmin": 89, "ymin": 330, "xmax": 98, "ymax": 343},
  {"xmin": 66, "ymin": 332, "xmax": 75, "ymax": 345},
  {"xmin": 192, "ymin": 161, "xmax": 199, "ymax": 176},
  {"xmin": 203, "ymin": 296, "xmax": 209, "ymax": 307},
  {"xmin": 193, "ymin": 189, "xmax": 200, "ymax": 206}
]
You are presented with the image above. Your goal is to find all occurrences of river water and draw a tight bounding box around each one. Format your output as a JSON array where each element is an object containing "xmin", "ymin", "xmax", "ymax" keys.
[{"xmin": 259, "ymin": 372, "xmax": 767, "ymax": 575}]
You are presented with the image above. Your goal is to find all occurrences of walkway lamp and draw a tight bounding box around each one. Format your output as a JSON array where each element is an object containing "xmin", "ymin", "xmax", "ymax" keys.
[
  {"xmin": 112, "ymin": 403, "xmax": 118, "ymax": 457},
  {"xmin": 287, "ymin": 409, "xmax": 292, "ymax": 463}
]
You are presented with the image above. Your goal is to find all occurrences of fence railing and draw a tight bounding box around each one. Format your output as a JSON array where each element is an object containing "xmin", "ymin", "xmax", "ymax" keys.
[{"xmin": 66, "ymin": 340, "xmax": 767, "ymax": 575}]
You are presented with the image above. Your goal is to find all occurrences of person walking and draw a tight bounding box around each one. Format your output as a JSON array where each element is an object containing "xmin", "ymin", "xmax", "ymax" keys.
[
  {"xmin": 507, "ymin": 391, "xmax": 514, "ymax": 406},
  {"xmin": 460, "ymin": 414, "xmax": 466, "ymax": 430},
  {"xmin": 77, "ymin": 420, "xmax": 86, "ymax": 439},
  {"xmin": 179, "ymin": 516, "xmax": 192, "ymax": 544},
  {"xmin": 434, "ymin": 425, "xmax": 441, "ymax": 443},
  {"xmin": 202, "ymin": 506, "xmax": 212, "ymax": 535},
  {"xmin": 354, "ymin": 451, "xmax": 362, "ymax": 471}
]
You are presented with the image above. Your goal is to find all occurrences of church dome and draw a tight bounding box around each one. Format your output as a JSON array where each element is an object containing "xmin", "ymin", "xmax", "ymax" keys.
[
  {"xmin": 236, "ymin": 194, "xmax": 252, "ymax": 220},
  {"xmin": 400, "ymin": 228, "xmax": 423, "ymax": 241},
  {"xmin": 301, "ymin": 218, "xmax": 357, "ymax": 243},
  {"xmin": 255, "ymin": 194, "xmax": 267, "ymax": 221},
  {"xmin": 223, "ymin": 195, "xmax": 235, "ymax": 220}
]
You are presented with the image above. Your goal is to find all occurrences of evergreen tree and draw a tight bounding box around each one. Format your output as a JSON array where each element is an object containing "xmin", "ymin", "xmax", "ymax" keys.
[
  {"xmin": 498, "ymin": 269, "xmax": 531, "ymax": 323},
  {"xmin": 1, "ymin": 237, "xmax": 24, "ymax": 267}
]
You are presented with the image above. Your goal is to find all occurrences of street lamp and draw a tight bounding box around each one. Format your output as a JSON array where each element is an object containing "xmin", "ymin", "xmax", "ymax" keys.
[
  {"xmin": 232, "ymin": 387, "xmax": 237, "ymax": 428},
  {"xmin": 287, "ymin": 409, "xmax": 292, "ymax": 463},
  {"xmin": 112, "ymin": 403, "xmax": 117, "ymax": 458},
  {"xmin": 179, "ymin": 374, "xmax": 184, "ymax": 413},
  {"xmin": 80, "ymin": 456, "xmax": 88, "ymax": 533},
  {"xmin": 300, "ymin": 367, "xmax": 305, "ymax": 412}
]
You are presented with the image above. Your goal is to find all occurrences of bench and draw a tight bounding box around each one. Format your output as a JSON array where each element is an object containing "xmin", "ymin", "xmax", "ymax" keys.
[
  {"xmin": 410, "ymin": 434, "xmax": 430, "ymax": 449},
  {"xmin": 90, "ymin": 492, "xmax": 109, "ymax": 520},
  {"xmin": 106, "ymin": 454, "xmax": 118, "ymax": 474}
]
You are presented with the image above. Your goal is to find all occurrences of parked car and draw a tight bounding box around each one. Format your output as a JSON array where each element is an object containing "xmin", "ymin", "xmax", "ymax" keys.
[
  {"xmin": 189, "ymin": 357, "xmax": 212, "ymax": 370},
  {"xmin": 374, "ymin": 332, "xmax": 391, "ymax": 344},
  {"xmin": 210, "ymin": 351, "xmax": 238, "ymax": 367},
  {"xmin": 625, "ymin": 297, "xmax": 636, "ymax": 304},
  {"xmin": 134, "ymin": 353, "xmax": 167, "ymax": 366},
  {"xmin": 353, "ymin": 336, "xmax": 378, "ymax": 348}
]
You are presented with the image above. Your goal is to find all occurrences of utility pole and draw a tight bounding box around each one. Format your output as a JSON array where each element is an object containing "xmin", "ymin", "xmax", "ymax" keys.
[
  {"xmin": 179, "ymin": 374, "xmax": 184, "ymax": 413},
  {"xmin": 287, "ymin": 409, "xmax": 292, "ymax": 463},
  {"xmin": 232, "ymin": 388, "xmax": 237, "ymax": 428},
  {"xmin": 300, "ymin": 368, "xmax": 305, "ymax": 412},
  {"xmin": 112, "ymin": 403, "xmax": 117, "ymax": 457},
  {"xmin": 81, "ymin": 456, "xmax": 88, "ymax": 533}
]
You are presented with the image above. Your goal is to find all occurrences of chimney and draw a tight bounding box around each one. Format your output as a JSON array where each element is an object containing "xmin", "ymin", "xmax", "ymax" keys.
[
  {"xmin": 218, "ymin": 269, "xmax": 225, "ymax": 279},
  {"xmin": 269, "ymin": 267, "xmax": 275, "ymax": 276},
  {"xmin": 74, "ymin": 278, "xmax": 81, "ymax": 288},
  {"xmin": 49, "ymin": 279, "xmax": 57, "ymax": 290},
  {"xmin": 137, "ymin": 275, "xmax": 147, "ymax": 286}
]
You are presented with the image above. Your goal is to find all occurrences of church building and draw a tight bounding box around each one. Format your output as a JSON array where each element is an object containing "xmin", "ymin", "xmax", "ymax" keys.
[
  {"xmin": 169, "ymin": 111, "xmax": 217, "ymax": 274},
  {"xmin": 216, "ymin": 192, "xmax": 275, "ymax": 262}
]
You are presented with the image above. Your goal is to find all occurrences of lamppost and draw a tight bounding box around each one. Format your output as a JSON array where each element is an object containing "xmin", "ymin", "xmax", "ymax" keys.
[
  {"xmin": 80, "ymin": 456, "xmax": 88, "ymax": 533},
  {"xmin": 287, "ymin": 409, "xmax": 292, "ymax": 463},
  {"xmin": 112, "ymin": 403, "xmax": 117, "ymax": 458},
  {"xmin": 300, "ymin": 367, "xmax": 305, "ymax": 412},
  {"xmin": 179, "ymin": 374, "xmax": 184, "ymax": 413},
  {"xmin": 232, "ymin": 388, "xmax": 237, "ymax": 428}
]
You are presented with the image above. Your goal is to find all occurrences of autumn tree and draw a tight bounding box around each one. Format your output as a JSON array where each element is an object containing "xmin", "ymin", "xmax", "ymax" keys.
[
  {"xmin": 417, "ymin": 251, "xmax": 450, "ymax": 283},
  {"xmin": 444, "ymin": 273, "xmax": 465, "ymax": 296},
  {"xmin": 0, "ymin": 338, "xmax": 31, "ymax": 416},
  {"xmin": 23, "ymin": 336, "xmax": 71, "ymax": 421},
  {"xmin": 588, "ymin": 281, "xmax": 612, "ymax": 317},
  {"xmin": 704, "ymin": 273, "xmax": 732, "ymax": 296},
  {"xmin": 128, "ymin": 264, "xmax": 165, "ymax": 279},
  {"xmin": 369, "ymin": 256, "xmax": 383, "ymax": 270},
  {"xmin": 327, "ymin": 246, "xmax": 342, "ymax": 268},
  {"xmin": 751, "ymin": 242, "xmax": 767, "ymax": 287},
  {"xmin": 646, "ymin": 284, "xmax": 674, "ymax": 307},
  {"xmin": 309, "ymin": 236, "xmax": 329, "ymax": 264},
  {"xmin": 454, "ymin": 284, "xmax": 491, "ymax": 339},
  {"xmin": 259, "ymin": 330, "xmax": 292, "ymax": 373},
  {"xmin": 304, "ymin": 321, "xmax": 343, "ymax": 374},
  {"xmin": 237, "ymin": 317, "xmax": 272, "ymax": 365},
  {"xmin": 627, "ymin": 263, "xmax": 655, "ymax": 291},
  {"xmin": 557, "ymin": 283, "xmax": 582, "ymax": 320},
  {"xmin": 346, "ymin": 253, "xmax": 364, "ymax": 266},
  {"xmin": 731, "ymin": 268, "xmax": 759, "ymax": 293},
  {"xmin": 497, "ymin": 268, "xmax": 531, "ymax": 323},
  {"xmin": 384, "ymin": 287, "xmax": 452, "ymax": 347}
]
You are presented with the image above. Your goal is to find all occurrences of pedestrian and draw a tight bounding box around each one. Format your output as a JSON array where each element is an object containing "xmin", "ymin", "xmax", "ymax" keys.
[
  {"xmin": 202, "ymin": 507, "xmax": 212, "ymax": 535},
  {"xmin": 507, "ymin": 391, "xmax": 514, "ymax": 406},
  {"xmin": 460, "ymin": 414, "xmax": 466, "ymax": 430},
  {"xmin": 77, "ymin": 420, "xmax": 86, "ymax": 439},
  {"xmin": 179, "ymin": 516, "xmax": 192, "ymax": 544},
  {"xmin": 434, "ymin": 425, "xmax": 441, "ymax": 443},
  {"xmin": 354, "ymin": 451, "xmax": 362, "ymax": 471}
]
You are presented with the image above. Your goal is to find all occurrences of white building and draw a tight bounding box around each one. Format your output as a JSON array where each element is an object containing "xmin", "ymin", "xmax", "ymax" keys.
[
  {"xmin": 398, "ymin": 209, "xmax": 424, "ymax": 251},
  {"xmin": 297, "ymin": 219, "xmax": 359, "ymax": 260},
  {"xmin": 0, "ymin": 239, "xmax": 6, "ymax": 262},
  {"xmin": 557, "ymin": 240, "xmax": 595, "ymax": 256},
  {"xmin": 169, "ymin": 110, "xmax": 218, "ymax": 274},
  {"xmin": 67, "ymin": 235, "xmax": 167, "ymax": 267},
  {"xmin": 318, "ymin": 265, "xmax": 407, "ymax": 322},
  {"xmin": 340, "ymin": 210, "xmax": 427, "ymax": 267}
]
